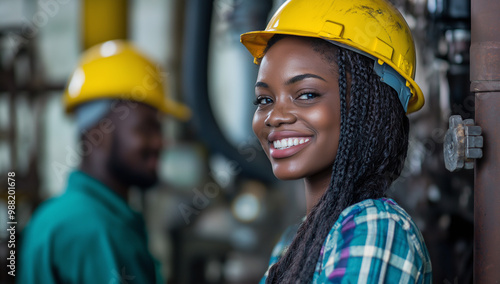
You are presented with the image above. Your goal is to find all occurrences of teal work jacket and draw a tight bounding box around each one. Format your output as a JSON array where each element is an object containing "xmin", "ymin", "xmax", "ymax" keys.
[{"xmin": 19, "ymin": 171, "xmax": 162, "ymax": 284}]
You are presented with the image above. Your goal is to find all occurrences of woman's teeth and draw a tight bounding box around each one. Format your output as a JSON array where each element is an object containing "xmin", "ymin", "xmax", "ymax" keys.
[{"xmin": 273, "ymin": 138, "xmax": 310, "ymax": 150}]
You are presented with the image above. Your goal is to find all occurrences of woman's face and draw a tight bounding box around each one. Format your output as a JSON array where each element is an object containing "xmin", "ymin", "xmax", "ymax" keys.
[{"xmin": 252, "ymin": 37, "xmax": 341, "ymax": 180}]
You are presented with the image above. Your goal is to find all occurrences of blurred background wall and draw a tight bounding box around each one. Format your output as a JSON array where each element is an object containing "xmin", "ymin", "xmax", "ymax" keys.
[{"xmin": 0, "ymin": 0, "xmax": 474, "ymax": 283}]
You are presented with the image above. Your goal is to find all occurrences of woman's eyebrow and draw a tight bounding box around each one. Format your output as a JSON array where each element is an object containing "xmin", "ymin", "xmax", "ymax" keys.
[
  {"xmin": 285, "ymin": 73, "xmax": 326, "ymax": 85},
  {"xmin": 255, "ymin": 81, "xmax": 269, "ymax": 88},
  {"xmin": 255, "ymin": 73, "xmax": 326, "ymax": 88}
]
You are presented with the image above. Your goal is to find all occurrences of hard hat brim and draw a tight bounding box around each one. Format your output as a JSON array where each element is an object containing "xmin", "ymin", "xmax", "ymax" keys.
[
  {"xmin": 240, "ymin": 30, "xmax": 424, "ymax": 114},
  {"xmin": 161, "ymin": 98, "xmax": 192, "ymax": 121},
  {"xmin": 64, "ymin": 93, "xmax": 191, "ymax": 121}
]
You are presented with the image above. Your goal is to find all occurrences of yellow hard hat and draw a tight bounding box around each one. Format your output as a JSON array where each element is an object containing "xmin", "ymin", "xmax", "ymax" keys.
[
  {"xmin": 241, "ymin": 0, "xmax": 424, "ymax": 114},
  {"xmin": 63, "ymin": 40, "xmax": 191, "ymax": 120}
]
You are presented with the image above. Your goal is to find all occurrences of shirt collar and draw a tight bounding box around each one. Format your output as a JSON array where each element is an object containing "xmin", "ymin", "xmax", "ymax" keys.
[{"xmin": 66, "ymin": 170, "xmax": 145, "ymax": 230}]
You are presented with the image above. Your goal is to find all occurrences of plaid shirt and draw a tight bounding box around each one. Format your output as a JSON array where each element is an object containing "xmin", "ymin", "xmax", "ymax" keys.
[{"xmin": 261, "ymin": 198, "xmax": 432, "ymax": 283}]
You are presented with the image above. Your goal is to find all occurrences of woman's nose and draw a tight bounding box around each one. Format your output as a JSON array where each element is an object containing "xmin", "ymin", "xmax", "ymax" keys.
[{"xmin": 264, "ymin": 102, "xmax": 297, "ymax": 127}]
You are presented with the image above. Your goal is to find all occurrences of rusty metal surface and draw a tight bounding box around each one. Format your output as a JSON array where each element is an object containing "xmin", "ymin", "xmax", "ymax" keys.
[
  {"xmin": 470, "ymin": 0, "xmax": 500, "ymax": 84},
  {"xmin": 471, "ymin": 0, "xmax": 500, "ymax": 283},
  {"xmin": 471, "ymin": 81, "xmax": 500, "ymax": 93},
  {"xmin": 470, "ymin": 0, "xmax": 500, "ymax": 42},
  {"xmin": 474, "ymin": 93, "xmax": 500, "ymax": 283},
  {"xmin": 470, "ymin": 42, "xmax": 500, "ymax": 83}
]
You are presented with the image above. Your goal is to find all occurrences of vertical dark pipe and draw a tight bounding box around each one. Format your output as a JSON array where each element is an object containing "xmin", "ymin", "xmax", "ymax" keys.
[
  {"xmin": 470, "ymin": 0, "xmax": 500, "ymax": 283},
  {"xmin": 182, "ymin": 0, "xmax": 275, "ymax": 183}
]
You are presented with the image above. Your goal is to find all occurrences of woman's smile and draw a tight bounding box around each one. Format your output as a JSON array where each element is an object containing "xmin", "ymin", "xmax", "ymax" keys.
[{"xmin": 268, "ymin": 130, "xmax": 312, "ymax": 159}]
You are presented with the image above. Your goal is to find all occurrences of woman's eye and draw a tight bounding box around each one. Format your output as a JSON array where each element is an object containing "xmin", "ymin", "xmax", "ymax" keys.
[
  {"xmin": 253, "ymin": 97, "xmax": 273, "ymax": 106},
  {"xmin": 297, "ymin": 93, "xmax": 319, "ymax": 100}
]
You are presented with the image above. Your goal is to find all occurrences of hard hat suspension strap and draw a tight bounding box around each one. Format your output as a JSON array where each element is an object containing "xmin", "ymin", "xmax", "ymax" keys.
[{"xmin": 373, "ymin": 60, "xmax": 412, "ymax": 112}]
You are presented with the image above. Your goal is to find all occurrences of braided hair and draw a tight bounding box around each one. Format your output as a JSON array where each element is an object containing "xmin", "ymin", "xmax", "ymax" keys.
[{"xmin": 264, "ymin": 35, "xmax": 410, "ymax": 283}]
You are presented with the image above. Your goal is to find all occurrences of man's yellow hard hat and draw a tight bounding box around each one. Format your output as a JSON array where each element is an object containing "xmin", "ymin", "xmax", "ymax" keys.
[
  {"xmin": 63, "ymin": 40, "xmax": 191, "ymax": 120},
  {"xmin": 241, "ymin": 0, "xmax": 424, "ymax": 114}
]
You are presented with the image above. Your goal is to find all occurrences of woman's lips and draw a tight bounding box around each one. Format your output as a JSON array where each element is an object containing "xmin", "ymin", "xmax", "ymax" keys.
[{"xmin": 269, "ymin": 138, "xmax": 311, "ymax": 159}]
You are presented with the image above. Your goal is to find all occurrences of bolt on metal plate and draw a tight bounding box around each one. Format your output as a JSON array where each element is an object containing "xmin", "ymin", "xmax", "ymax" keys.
[{"xmin": 444, "ymin": 115, "xmax": 483, "ymax": 172}]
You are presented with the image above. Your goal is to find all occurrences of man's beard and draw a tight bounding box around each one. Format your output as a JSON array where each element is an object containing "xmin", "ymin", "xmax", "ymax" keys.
[{"xmin": 107, "ymin": 138, "xmax": 158, "ymax": 189}]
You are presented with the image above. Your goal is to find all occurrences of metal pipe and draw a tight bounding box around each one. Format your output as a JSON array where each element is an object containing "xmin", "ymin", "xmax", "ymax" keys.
[{"xmin": 470, "ymin": 0, "xmax": 500, "ymax": 282}]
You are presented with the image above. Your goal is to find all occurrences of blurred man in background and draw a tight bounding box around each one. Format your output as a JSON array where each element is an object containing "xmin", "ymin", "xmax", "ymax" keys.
[{"xmin": 19, "ymin": 40, "xmax": 190, "ymax": 284}]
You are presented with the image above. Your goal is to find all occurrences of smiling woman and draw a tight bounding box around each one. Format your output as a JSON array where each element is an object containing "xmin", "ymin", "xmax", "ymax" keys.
[
  {"xmin": 240, "ymin": 0, "xmax": 432, "ymax": 283},
  {"xmin": 253, "ymin": 36, "xmax": 341, "ymax": 204}
]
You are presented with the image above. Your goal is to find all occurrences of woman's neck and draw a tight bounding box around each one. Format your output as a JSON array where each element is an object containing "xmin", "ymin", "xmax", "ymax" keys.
[{"xmin": 303, "ymin": 168, "xmax": 333, "ymax": 214}]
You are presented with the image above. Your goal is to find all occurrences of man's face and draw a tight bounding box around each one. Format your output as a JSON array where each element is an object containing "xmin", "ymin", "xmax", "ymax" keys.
[{"xmin": 107, "ymin": 102, "xmax": 163, "ymax": 189}]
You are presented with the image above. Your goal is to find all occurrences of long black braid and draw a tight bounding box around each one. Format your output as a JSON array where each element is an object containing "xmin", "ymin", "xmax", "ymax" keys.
[{"xmin": 264, "ymin": 35, "xmax": 410, "ymax": 283}]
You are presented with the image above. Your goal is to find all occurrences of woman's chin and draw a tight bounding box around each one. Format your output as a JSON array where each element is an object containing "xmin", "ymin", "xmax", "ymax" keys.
[{"xmin": 272, "ymin": 167, "xmax": 305, "ymax": 181}]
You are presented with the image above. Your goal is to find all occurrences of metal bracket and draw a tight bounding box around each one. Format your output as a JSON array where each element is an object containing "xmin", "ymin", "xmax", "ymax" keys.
[{"xmin": 444, "ymin": 115, "xmax": 483, "ymax": 171}]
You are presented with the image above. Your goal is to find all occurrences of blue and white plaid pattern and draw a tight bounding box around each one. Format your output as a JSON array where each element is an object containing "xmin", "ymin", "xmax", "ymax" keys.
[{"xmin": 261, "ymin": 198, "xmax": 432, "ymax": 283}]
